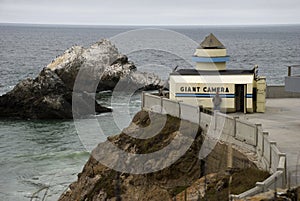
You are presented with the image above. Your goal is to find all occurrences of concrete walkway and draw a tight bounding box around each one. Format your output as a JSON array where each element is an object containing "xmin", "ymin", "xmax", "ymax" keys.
[{"xmin": 236, "ymin": 98, "xmax": 300, "ymax": 185}]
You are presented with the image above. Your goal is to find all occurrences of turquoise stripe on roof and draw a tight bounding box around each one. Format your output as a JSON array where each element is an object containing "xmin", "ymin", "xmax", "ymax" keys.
[{"xmin": 192, "ymin": 56, "xmax": 230, "ymax": 63}]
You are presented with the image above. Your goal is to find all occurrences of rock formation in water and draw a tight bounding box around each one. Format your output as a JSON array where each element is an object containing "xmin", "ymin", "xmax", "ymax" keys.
[
  {"xmin": 58, "ymin": 111, "xmax": 267, "ymax": 201},
  {"xmin": 0, "ymin": 39, "xmax": 163, "ymax": 119}
]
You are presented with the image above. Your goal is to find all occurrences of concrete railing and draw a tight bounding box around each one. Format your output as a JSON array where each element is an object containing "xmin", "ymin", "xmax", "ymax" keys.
[
  {"xmin": 142, "ymin": 92, "xmax": 287, "ymax": 199},
  {"xmin": 285, "ymin": 65, "xmax": 300, "ymax": 93},
  {"xmin": 267, "ymin": 85, "xmax": 300, "ymax": 98}
]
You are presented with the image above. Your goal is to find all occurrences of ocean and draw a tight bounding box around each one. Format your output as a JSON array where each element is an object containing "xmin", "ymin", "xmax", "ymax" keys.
[{"xmin": 0, "ymin": 24, "xmax": 300, "ymax": 201}]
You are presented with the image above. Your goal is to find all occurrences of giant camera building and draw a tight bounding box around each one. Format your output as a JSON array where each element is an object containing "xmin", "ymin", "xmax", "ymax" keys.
[{"xmin": 169, "ymin": 33, "xmax": 266, "ymax": 113}]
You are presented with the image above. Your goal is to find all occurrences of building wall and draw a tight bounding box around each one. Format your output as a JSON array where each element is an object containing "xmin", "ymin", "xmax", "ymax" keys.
[
  {"xmin": 194, "ymin": 49, "xmax": 227, "ymax": 57},
  {"xmin": 195, "ymin": 62, "xmax": 226, "ymax": 71},
  {"xmin": 169, "ymin": 75, "xmax": 254, "ymax": 112},
  {"xmin": 193, "ymin": 48, "xmax": 228, "ymax": 71},
  {"xmin": 246, "ymin": 83, "xmax": 254, "ymax": 113}
]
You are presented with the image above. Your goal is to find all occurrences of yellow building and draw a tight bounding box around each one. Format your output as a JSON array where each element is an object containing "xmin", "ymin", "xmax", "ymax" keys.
[{"xmin": 169, "ymin": 33, "xmax": 266, "ymax": 113}]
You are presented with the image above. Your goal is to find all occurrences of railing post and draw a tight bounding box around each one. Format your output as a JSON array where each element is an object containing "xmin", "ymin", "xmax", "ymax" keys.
[
  {"xmin": 256, "ymin": 182, "xmax": 266, "ymax": 192},
  {"xmin": 277, "ymin": 153, "xmax": 287, "ymax": 186},
  {"xmin": 262, "ymin": 132, "xmax": 269, "ymax": 158},
  {"xmin": 270, "ymin": 141, "xmax": 277, "ymax": 171},
  {"xmin": 214, "ymin": 111, "xmax": 217, "ymax": 130},
  {"xmin": 233, "ymin": 116, "xmax": 239, "ymax": 138},
  {"xmin": 227, "ymin": 143, "xmax": 233, "ymax": 169},
  {"xmin": 141, "ymin": 91, "xmax": 145, "ymax": 109},
  {"xmin": 178, "ymin": 101, "xmax": 182, "ymax": 119},
  {"xmin": 198, "ymin": 106, "xmax": 202, "ymax": 126},
  {"xmin": 160, "ymin": 96, "xmax": 163, "ymax": 114},
  {"xmin": 255, "ymin": 123, "xmax": 262, "ymax": 147}
]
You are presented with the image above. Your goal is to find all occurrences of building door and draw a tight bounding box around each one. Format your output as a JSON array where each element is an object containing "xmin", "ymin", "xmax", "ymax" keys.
[{"xmin": 235, "ymin": 84, "xmax": 246, "ymax": 113}]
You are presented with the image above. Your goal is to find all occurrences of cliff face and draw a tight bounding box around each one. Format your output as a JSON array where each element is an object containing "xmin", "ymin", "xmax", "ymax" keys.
[
  {"xmin": 59, "ymin": 111, "xmax": 203, "ymax": 201},
  {"xmin": 59, "ymin": 111, "xmax": 267, "ymax": 201},
  {"xmin": 0, "ymin": 40, "xmax": 163, "ymax": 119}
]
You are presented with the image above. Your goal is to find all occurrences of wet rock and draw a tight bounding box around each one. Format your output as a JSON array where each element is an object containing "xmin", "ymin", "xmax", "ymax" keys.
[
  {"xmin": 0, "ymin": 68, "xmax": 110, "ymax": 119},
  {"xmin": 0, "ymin": 39, "xmax": 163, "ymax": 119}
]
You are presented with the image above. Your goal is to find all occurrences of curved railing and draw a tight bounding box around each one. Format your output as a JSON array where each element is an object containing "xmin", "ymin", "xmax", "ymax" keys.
[{"xmin": 141, "ymin": 92, "xmax": 287, "ymax": 199}]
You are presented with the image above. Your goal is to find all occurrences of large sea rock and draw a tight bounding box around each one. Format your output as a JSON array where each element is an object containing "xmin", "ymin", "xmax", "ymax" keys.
[{"xmin": 0, "ymin": 39, "xmax": 163, "ymax": 119}]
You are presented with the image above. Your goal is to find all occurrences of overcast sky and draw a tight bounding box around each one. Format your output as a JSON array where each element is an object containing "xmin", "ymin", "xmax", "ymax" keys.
[{"xmin": 1, "ymin": 0, "xmax": 300, "ymax": 25}]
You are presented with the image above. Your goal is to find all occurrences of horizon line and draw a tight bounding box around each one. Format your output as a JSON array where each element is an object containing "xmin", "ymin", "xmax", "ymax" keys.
[{"xmin": 1, "ymin": 22, "xmax": 300, "ymax": 27}]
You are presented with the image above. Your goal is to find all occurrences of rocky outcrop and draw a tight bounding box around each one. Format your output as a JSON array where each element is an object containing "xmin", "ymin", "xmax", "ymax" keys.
[
  {"xmin": 0, "ymin": 39, "xmax": 163, "ymax": 119},
  {"xmin": 58, "ymin": 111, "xmax": 267, "ymax": 201},
  {"xmin": 59, "ymin": 111, "xmax": 203, "ymax": 201},
  {"xmin": 0, "ymin": 68, "xmax": 110, "ymax": 119}
]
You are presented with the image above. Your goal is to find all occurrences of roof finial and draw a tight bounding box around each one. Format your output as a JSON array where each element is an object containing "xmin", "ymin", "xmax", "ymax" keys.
[{"xmin": 200, "ymin": 33, "xmax": 225, "ymax": 49}]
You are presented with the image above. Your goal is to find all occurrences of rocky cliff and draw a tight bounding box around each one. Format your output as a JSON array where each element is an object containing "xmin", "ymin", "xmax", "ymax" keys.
[
  {"xmin": 0, "ymin": 40, "xmax": 163, "ymax": 119},
  {"xmin": 59, "ymin": 111, "xmax": 269, "ymax": 201},
  {"xmin": 59, "ymin": 111, "xmax": 203, "ymax": 201}
]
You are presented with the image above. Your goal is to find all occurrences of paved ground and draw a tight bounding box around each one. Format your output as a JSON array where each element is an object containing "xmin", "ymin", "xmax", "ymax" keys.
[{"xmin": 236, "ymin": 98, "xmax": 300, "ymax": 186}]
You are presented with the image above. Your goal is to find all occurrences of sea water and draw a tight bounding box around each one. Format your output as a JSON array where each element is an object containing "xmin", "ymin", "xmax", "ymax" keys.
[{"xmin": 0, "ymin": 24, "xmax": 300, "ymax": 200}]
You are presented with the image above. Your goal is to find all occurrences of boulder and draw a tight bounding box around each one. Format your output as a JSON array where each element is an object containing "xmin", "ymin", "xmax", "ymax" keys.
[{"xmin": 0, "ymin": 39, "xmax": 163, "ymax": 119}]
